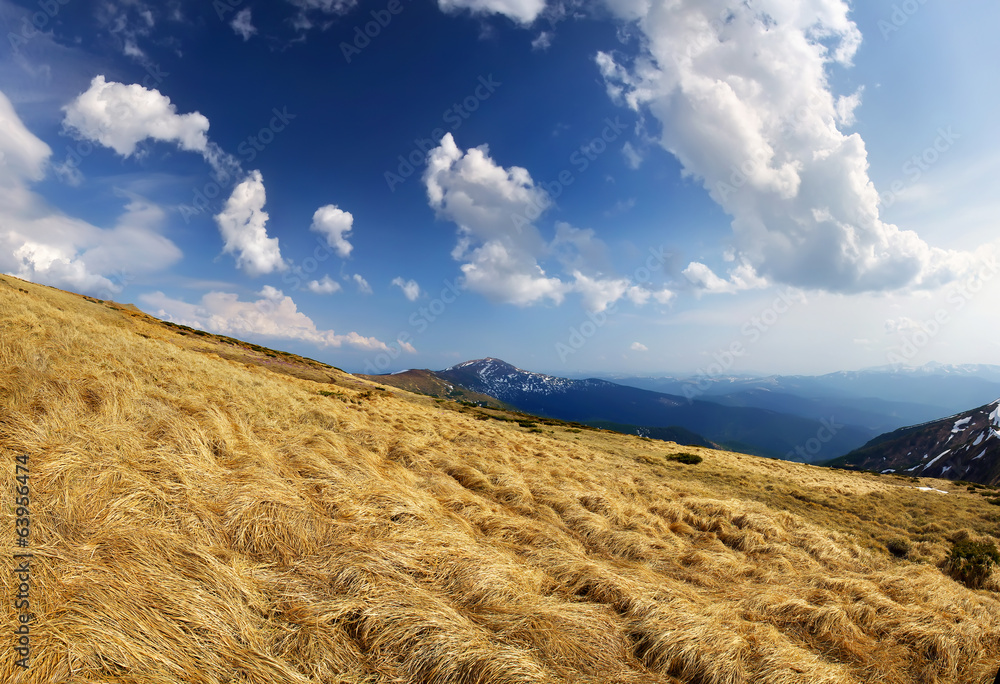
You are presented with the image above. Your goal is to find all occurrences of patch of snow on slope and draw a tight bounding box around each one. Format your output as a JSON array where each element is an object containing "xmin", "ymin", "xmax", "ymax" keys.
[
  {"xmin": 952, "ymin": 416, "xmax": 972, "ymax": 433},
  {"xmin": 924, "ymin": 450, "xmax": 950, "ymax": 469},
  {"xmin": 974, "ymin": 431, "xmax": 985, "ymax": 446},
  {"xmin": 915, "ymin": 486, "xmax": 949, "ymax": 494},
  {"xmin": 974, "ymin": 449, "xmax": 987, "ymax": 460}
]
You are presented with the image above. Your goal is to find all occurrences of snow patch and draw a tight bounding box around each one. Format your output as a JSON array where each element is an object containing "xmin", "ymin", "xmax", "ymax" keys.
[
  {"xmin": 974, "ymin": 449, "xmax": 987, "ymax": 460},
  {"xmin": 952, "ymin": 416, "xmax": 972, "ymax": 433},
  {"xmin": 924, "ymin": 450, "xmax": 950, "ymax": 469},
  {"xmin": 915, "ymin": 486, "xmax": 949, "ymax": 494}
]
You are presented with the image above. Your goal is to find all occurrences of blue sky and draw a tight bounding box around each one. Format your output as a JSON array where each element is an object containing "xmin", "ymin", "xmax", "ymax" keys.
[{"xmin": 1, "ymin": 0, "xmax": 998, "ymax": 377}]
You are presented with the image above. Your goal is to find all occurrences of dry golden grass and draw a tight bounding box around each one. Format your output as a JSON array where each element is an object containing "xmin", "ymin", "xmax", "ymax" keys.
[{"xmin": 3, "ymin": 273, "xmax": 1000, "ymax": 683}]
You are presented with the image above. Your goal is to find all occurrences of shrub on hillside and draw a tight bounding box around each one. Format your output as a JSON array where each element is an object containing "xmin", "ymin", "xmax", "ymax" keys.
[
  {"xmin": 667, "ymin": 453, "xmax": 703, "ymax": 465},
  {"xmin": 886, "ymin": 538, "xmax": 910, "ymax": 558},
  {"xmin": 944, "ymin": 539, "xmax": 1000, "ymax": 589}
]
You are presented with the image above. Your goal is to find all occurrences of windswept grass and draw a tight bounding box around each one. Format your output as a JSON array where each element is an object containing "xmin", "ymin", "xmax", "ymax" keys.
[{"xmin": 3, "ymin": 274, "xmax": 1000, "ymax": 683}]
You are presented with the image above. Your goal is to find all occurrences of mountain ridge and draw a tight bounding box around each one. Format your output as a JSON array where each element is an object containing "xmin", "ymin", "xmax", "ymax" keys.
[{"xmin": 831, "ymin": 398, "xmax": 1000, "ymax": 484}]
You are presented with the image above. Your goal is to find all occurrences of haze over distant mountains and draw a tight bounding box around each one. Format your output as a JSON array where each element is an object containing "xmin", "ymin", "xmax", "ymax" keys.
[
  {"xmin": 600, "ymin": 363, "xmax": 1000, "ymax": 433},
  {"xmin": 368, "ymin": 360, "xmax": 1000, "ymax": 468},
  {"xmin": 370, "ymin": 359, "xmax": 878, "ymax": 463}
]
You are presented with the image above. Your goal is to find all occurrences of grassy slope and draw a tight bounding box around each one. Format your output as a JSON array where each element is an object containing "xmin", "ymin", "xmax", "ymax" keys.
[
  {"xmin": 355, "ymin": 370, "xmax": 510, "ymax": 409},
  {"xmin": 3, "ymin": 274, "xmax": 1000, "ymax": 683}
]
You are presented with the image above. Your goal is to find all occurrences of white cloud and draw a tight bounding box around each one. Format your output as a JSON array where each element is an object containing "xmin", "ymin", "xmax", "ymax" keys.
[
  {"xmin": 391, "ymin": 277, "xmax": 421, "ymax": 301},
  {"xmin": 424, "ymin": 133, "xmax": 550, "ymax": 247},
  {"xmin": 307, "ymin": 275, "xmax": 341, "ymax": 294},
  {"xmin": 288, "ymin": 0, "xmax": 357, "ymax": 13},
  {"xmin": 621, "ymin": 141, "xmax": 642, "ymax": 169},
  {"xmin": 459, "ymin": 241, "xmax": 568, "ymax": 306},
  {"xmin": 351, "ymin": 273, "xmax": 373, "ymax": 294},
  {"xmin": 310, "ymin": 204, "xmax": 353, "ymax": 258},
  {"xmin": 595, "ymin": 0, "xmax": 978, "ymax": 294},
  {"xmin": 423, "ymin": 134, "xmax": 675, "ymax": 311},
  {"xmin": 571, "ymin": 270, "xmax": 630, "ymax": 313},
  {"xmin": 230, "ymin": 8, "xmax": 257, "ymax": 40},
  {"xmin": 424, "ymin": 132, "xmax": 567, "ymax": 307},
  {"xmin": 683, "ymin": 259, "xmax": 768, "ymax": 295},
  {"xmin": 63, "ymin": 75, "xmax": 209, "ymax": 158},
  {"xmin": 0, "ymin": 90, "xmax": 181, "ymax": 295},
  {"xmin": 835, "ymin": 87, "xmax": 864, "ymax": 127},
  {"xmin": 62, "ymin": 76, "xmax": 241, "ymax": 181},
  {"xmin": 436, "ymin": 0, "xmax": 545, "ymax": 24},
  {"xmin": 214, "ymin": 171, "xmax": 286, "ymax": 276},
  {"xmin": 630, "ymin": 342, "xmax": 648, "ymax": 352},
  {"xmin": 287, "ymin": 0, "xmax": 357, "ymax": 29},
  {"xmin": 140, "ymin": 286, "xmax": 391, "ymax": 351},
  {"xmin": 531, "ymin": 31, "xmax": 552, "ymax": 50}
]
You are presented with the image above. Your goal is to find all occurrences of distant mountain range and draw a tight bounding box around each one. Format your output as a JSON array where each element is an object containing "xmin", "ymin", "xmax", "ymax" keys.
[
  {"xmin": 605, "ymin": 363, "xmax": 1000, "ymax": 431},
  {"xmin": 829, "ymin": 399, "xmax": 1000, "ymax": 484},
  {"xmin": 366, "ymin": 358, "xmax": 878, "ymax": 463}
]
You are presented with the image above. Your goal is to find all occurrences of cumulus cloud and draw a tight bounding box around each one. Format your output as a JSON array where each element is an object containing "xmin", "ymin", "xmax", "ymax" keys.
[
  {"xmin": 62, "ymin": 76, "xmax": 240, "ymax": 179},
  {"xmin": 436, "ymin": 0, "xmax": 546, "ymax": 25},
  {"xmin": 141, "ymin": 287, "xmax": 392, "ymax": 350},
  {"xmin": 596, "ymin": 0, "xmax": 975, "ymax": 294},
  {"xmin": 214, "ymin": 171, "xmax": 286, "ymax": 276},
  {"xmin": 64, "ymin": 75, "xmax": 208, "ymax": 157},
  {"xmin": 682, "ymin": 259, "xmax": 768, "ymax": 295},
  {"xmin": 531, "ymin": 31, "xmax": 552, "ymax": 51},
  {"xmin": 230, "ymin": 8, "xmax": 257, "ymax": 40},
  {"xmin": 571, "ymin": 270, "xmax": 631, "ymax": 313},
  {"xmin": 0, "ymin": 90, "xmax": 181, "ymax": 295},
  {"xmin": 307, "ymin": 275, "xmax": 341, "ymax": 294},
  {"xmin": 621, "ymin": 141, "xmax": 642, "ymax": 169},
  {"xmin": 423, "ymin": 133, "xmax": 675, "ymax": 311},
  {"xmin": 424, "ymin": 132, "xmax": 567, "ymax": 306},
  {"xmin": 391, "ymin": 277, "xmax": 421, "ymax": 301},
  {"xmin": 351, "ymin": 273, "xmax": 373, "ymax": 294},
  {"xmin": 630, "ymin": 342, "xmax": 648, "ymax": 352},
  {"xmin": 310, "ymin": 205, "xmax": 354, "ymax": 258}
]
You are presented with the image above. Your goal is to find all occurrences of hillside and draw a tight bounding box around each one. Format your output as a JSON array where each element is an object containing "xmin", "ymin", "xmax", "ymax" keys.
[
  {"xmin": 433, "ymin": 358, "xmax": 874, "ymax": 462},
  {"xmin": 832, "ymin": 400, "xmax": 1000, "ymax": 485},
  {"xmin": 5, "ymin": 274, "xmax": 1000, "ymax": 683},
  {"xmin": 355, "ymin": 369, "xmax": 509, "ymax": 409}
]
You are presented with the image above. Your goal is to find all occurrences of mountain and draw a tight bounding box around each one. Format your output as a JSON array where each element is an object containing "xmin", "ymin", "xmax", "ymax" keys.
[
  {"xmin": 357, "ymin": 368, "xmax": 510, "ymax": 409},
  {"xmin": 831, "ymin": 399, "xmax": 1000, "ymax": 484},
  {"xmin": 6, "ymin": 274, "xmax": 1000, "ymax": 682},
  {"xmin": 609, "ymin": 364, "xmax": 1000, "ymax": 432},
  {"xmin": 424, "ymin": 358, "xmax": 877, "ymax": 463}
]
